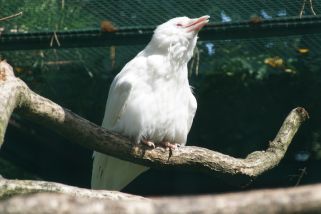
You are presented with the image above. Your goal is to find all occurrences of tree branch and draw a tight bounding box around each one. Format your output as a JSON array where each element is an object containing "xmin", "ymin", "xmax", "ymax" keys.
[
  {"xmin": 0, "ymin": 178, "xmax": 146, "ymax": 201},
  {"xmin": 1, "ymin": 183, "xmax": 321, "ymax": 214},
  {"xmin": 0, "ymin": 60, "xmax": 309, "ymax": 185},
  {"xmin": 0, "ymin": 12, "xmax": 23, "ymax": 22}
]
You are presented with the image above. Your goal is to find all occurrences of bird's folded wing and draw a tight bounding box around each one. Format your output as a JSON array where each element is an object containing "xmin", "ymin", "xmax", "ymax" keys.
[
  {"xmin": 102, "ymin": 78, "xmax": 133, "ymax": 129},
  {"xmin": 187, "ymin": 92, "xmax": 197, "ymax": 132}
]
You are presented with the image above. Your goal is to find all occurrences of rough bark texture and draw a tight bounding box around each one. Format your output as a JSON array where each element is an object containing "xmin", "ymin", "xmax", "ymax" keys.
[
  {"xmin": 0, "ymin": 183, "xmax": 321, "ymax": 214},
  {"xmin": 0, "ymin": 60, "xmax": 309, "ymax": 185},
  {"xmin": 0, "ymin": 178, "xmax": 146, "ymax": 201}
]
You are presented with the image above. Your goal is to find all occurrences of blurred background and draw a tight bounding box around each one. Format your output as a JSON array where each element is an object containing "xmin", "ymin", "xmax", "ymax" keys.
[{"xmin": 0, "ymin": 0, "xmax": 321, "ymax": 196}]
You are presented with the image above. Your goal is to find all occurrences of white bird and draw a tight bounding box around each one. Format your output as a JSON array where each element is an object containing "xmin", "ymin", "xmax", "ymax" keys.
[{"xmin": 91, "ymin": 15, "xmax": 210, "ymax": 190}]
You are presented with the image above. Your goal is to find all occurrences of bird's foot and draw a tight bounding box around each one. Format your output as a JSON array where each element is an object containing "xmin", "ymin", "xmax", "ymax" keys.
[
  {"xmin": 160, "ymin": 141, "xmax": 180, "ymax": 151},
  {"xmin": 142, "ymin": 139, "xmax": 155, "ymax": 148}
]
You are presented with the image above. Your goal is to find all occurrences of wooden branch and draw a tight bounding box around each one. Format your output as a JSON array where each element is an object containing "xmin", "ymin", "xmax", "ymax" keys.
[
  {"xmin": 1, "ymin": 183, "xmax": 321, "ymax": 214},
  {"xmin": 0, "ymin": 60, "xmax": 309, "ymax": 185},
  {"xmin": 0, "ymin": 12, "xmax": 23, "ymax": 22},
  {"xmin": 0, "ymin": 178, "xmax": 146, "ymax": 201}
]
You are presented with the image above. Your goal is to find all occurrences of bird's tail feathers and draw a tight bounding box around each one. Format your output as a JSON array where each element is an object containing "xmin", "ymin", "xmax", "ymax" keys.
[{"xmin": 91, "ymin": 152, "xmax": 149, "ymax": 190}]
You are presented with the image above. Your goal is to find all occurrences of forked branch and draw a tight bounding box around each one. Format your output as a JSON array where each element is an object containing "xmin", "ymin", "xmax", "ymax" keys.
[{"xmin": 0, "ymin": 60, "xmax": 308, "ymax": 185}]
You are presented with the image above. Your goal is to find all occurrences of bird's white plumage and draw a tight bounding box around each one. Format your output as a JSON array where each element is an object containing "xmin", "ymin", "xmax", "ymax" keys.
[{"xmin": 91, "ymin": 16, "xmax": 209, "ymax": 190}]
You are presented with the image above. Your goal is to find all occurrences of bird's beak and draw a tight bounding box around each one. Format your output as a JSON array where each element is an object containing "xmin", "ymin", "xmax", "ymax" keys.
[{"xmin": 185, "ymin": 15, "xmax": 210, "ymax": 32}]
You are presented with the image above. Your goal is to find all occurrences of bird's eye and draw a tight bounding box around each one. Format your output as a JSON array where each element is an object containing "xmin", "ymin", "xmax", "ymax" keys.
[{"xmin": 176, "ymin": 23, "xmax": 183, "ymax": 27}]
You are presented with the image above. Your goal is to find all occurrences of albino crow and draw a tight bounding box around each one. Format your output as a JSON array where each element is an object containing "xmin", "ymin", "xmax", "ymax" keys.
[{"xmin": 91, "ymin": 15, "xmax": 210, "ymax": 190}]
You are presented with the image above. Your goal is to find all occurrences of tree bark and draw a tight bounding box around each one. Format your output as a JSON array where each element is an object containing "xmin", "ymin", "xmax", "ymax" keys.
[
  {"xmin": 0, "ymin": 183, "xmax": 321, "ymax": 214},
  {"xmin": 0, "ymin": 178, "xmax": 146, "ymax": 201},
  {"xmin": 0, "ymin": 60, "xmax": 309, "ymax": 185}
]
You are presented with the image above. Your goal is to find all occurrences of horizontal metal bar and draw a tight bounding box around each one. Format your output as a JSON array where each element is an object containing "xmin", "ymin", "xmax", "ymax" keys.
[{"xmin": 1, "ymin": 15, "xmax": 321, "ymax": 51}]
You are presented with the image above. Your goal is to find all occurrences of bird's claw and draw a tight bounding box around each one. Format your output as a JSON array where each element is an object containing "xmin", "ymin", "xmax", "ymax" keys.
[
  {"xmin": 162, "ymin": 141, "xmax": 179, "ymax": 151},
  {"xmin": 142, "ymin": 140, "xmax": 155, "ymax": 148},
  {"xmin": 142, "ymin": 140, "xmax": 180, "ymax": 151}
]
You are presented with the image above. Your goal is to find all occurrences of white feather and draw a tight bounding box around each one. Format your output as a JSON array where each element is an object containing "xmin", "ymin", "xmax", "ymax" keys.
[{"xmin": 91, "ymin": 15, "xmax": 209, "ymax": 190}]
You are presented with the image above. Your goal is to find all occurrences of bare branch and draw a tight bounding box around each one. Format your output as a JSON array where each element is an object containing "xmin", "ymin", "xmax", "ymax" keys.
[
  {"xmin": 1, "ymin": 183, "xmax": 321, "ymax": 214},
  {"xmin": 0, "ymin": 12, "xmax": 23, "ymax": 22},
  {"xmin": 0, "ymin": 61, "xmax": 308, "ymax": 185},
  {"xmin": 0, "ymin": 178, "xmax": 146, "ymax": 201}
]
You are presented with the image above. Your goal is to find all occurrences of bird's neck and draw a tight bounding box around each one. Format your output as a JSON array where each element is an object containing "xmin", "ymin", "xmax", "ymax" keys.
[
  {"xmin": 142, "ymin": 41, "xmax": 193, "ymax": 85},
  {"xmin": 145, "ymin": 40, "xmax": 192, "ymax": 67}
]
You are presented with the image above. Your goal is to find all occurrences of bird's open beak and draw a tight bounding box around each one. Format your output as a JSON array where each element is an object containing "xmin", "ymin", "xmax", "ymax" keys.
[{"xmin": 185, "ymin": 15, "xmax": 210, "ymax": 32}]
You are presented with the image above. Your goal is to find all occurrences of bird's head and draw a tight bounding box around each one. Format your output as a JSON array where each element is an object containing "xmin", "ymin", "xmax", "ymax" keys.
[{"xmin": 149, "ymin": 15, "xmax": 210, "ymax": 62}]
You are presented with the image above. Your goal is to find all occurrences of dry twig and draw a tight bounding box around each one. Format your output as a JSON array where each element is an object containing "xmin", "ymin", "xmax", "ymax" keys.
[
  {"xmin": 300, "ymin": 0, "xmax": 317, "ymax": 18},
  {"xmin": 0, "ymin": 12, "xmax": 23, "ymax": 22}
]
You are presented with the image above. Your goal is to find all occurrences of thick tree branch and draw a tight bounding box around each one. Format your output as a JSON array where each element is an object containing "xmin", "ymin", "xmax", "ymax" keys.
[
  {"xmin": 0, "ymin": 178, "xmax": 146, "ymax": 201},
  {"xmin": 0, "ymin": 60, "xmax": 308, "ymax": 185},
  {"xmin": 0, "ymin": 183, "xmax": 321, "ymax": 214}
]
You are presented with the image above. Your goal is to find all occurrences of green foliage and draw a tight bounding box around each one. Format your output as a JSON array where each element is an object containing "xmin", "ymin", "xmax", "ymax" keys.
[{"xmin": 0, "ymin": 0, "xmax": 94, "ymax": 33}]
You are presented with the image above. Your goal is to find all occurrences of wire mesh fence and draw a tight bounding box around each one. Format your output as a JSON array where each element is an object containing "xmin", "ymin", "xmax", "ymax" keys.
[
  {"xmin": 1, "ymin": 0, "xmax": 320, "ymax": 70},
  {"xmin": 1, "ymin": 0, "xmax": 321, "ymax": 32},
  {"xmin": 0, "ymin": 0, "xmax": 320, "ymax": 114}
]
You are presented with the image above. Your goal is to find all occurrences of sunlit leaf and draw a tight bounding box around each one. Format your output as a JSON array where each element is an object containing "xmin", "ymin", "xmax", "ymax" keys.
[
  {"xmin": 264, "ymin": 57, "xmax": 284, "ymax": 68},
  {"xmin": 297, "ymin": 48, "xmax": 310, "ymax": 54}
]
